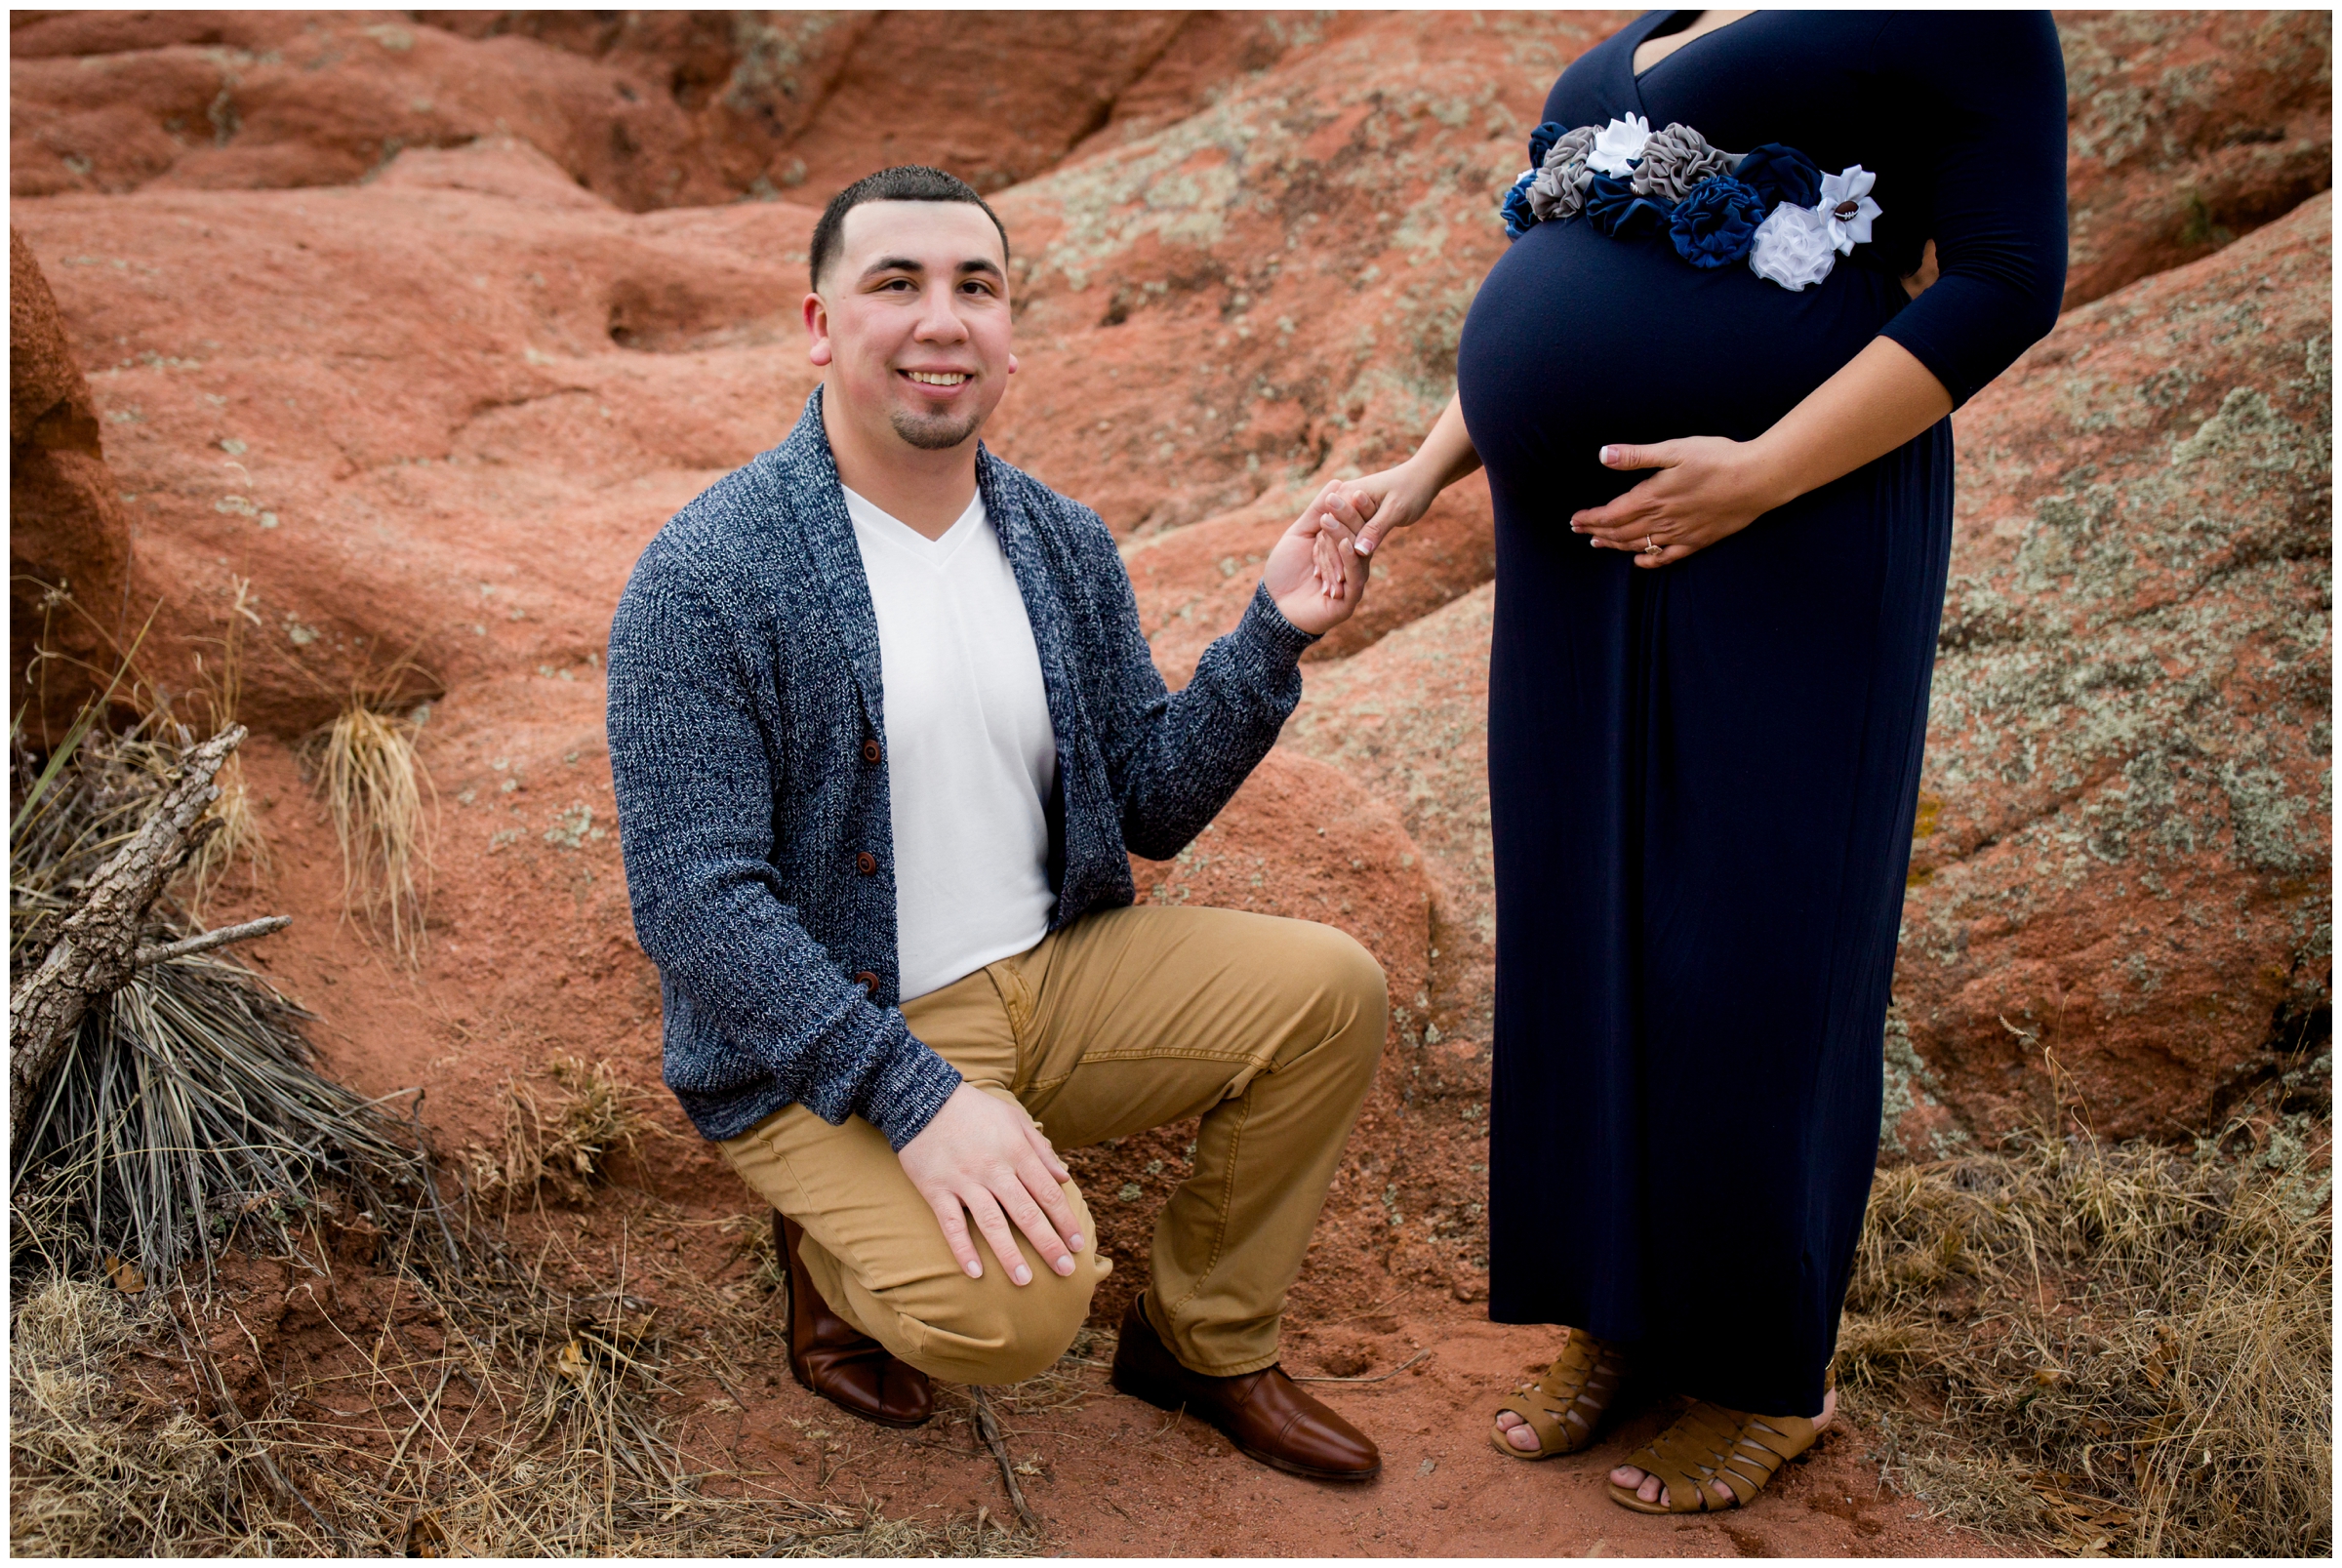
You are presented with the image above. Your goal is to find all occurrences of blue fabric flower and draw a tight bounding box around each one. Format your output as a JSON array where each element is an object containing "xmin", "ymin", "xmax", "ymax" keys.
[
  {"xmin": 1583, "ymin": 174, "xmax": 1670, "ymax": 241},
  {"xmin": 1734, "ymin": 142, "xmax": 1822, "ymax": 213},
  {"xmin": 1669, "ymin": 177, "xmax": 1766, "ymax": 267},
  {"xmin": 1501, "ymin": 169, "xmax": 1538, "ymax": 240},
  {"xmin": 1527, "ymin": 120, "xmax": 1567, "ymax": 169}
]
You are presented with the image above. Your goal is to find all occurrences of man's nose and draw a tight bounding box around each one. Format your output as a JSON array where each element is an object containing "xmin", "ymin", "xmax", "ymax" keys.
[{"xmin": 913, "ymin": 282, "xmax": 969, "ymax": 342}]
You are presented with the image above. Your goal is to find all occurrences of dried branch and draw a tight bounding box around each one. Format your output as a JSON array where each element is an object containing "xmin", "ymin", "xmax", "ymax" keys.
[
  {"xmin": 971, "ymin": 1387, "xmax": 1042, "ymax": 1534},
  {"xmin": 132, "ymin": 914, "xmax": 290, "ymax": 969},
  {"xmin": 11, "ymin": 724, "xmax": 252, "ymax": 1143}
]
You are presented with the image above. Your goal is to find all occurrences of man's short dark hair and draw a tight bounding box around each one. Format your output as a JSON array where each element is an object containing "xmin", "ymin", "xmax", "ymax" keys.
[{"xmin": 808, "ymin": 166, "xmax": 1011, "ymax": 291}]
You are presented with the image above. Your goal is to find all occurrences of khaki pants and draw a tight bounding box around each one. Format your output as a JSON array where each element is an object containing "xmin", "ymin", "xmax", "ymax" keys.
[{"xmin": 718, "ymin": 904, "xmax": 1386, "ymax": 1386}]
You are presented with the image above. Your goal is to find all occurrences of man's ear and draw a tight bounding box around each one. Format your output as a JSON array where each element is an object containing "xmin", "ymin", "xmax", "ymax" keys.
[
  {"xmin": 1008, "ymin": 352, "xmax": 1019, "ymax": 376},
  {"xmin": 804, "ymin": 292, "xmax": 832, "ymax": 368}
]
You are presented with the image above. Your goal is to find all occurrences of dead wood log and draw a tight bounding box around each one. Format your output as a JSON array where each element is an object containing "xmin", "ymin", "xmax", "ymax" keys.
[{"xmin": 9, "ymin": 723, "xmax": 288, "ymax": 1143}]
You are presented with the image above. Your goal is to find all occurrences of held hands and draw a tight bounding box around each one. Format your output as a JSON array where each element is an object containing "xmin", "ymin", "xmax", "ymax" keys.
[
  {"xmin": 1265, "ymin": 481, "xmax": 1373, "ymax": 636},
  {"xmin": 1570, "ymin": 437, "xmax": 1794, "ymax": 568},
  {"xmin": 897, "ymin": 1083, "xmax": 1083, "ymax": 1286}
]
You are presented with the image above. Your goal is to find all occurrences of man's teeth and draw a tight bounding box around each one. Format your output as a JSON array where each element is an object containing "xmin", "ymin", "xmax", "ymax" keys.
[{"xmin": 905, "ymin": 371, "xmax": 968, "ymax": 385}]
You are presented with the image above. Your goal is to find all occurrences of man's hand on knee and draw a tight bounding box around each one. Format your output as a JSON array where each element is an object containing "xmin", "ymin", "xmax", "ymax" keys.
[{"xmin": 898, "ymin": 1085, "xmax": 1084, "ymax": 1286}]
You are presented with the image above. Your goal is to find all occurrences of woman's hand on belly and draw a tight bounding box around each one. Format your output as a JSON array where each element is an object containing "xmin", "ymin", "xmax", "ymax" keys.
[
  {"xmin": 1574, "ymin": 340, "xmax": 1958, "ymax": 568},
  {"xmin": 1570, "ymin": 435, "xmax": 1795, "ymax": 569}
]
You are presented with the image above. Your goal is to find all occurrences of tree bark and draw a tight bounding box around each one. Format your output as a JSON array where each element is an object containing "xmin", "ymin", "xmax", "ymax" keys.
[{"xmin": 9, "ymin": 724, "xmax": 264, "ymax": 1144}]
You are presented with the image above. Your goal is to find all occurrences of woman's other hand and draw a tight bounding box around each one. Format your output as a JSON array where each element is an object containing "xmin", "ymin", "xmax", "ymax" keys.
[
  {"xmin": 1265, "ymin": 481, "xmax": 1371, "ymax": 636},
  {"xmin": 1569, "ymin": 436, "xmax": 1793, "ymax": 568}
]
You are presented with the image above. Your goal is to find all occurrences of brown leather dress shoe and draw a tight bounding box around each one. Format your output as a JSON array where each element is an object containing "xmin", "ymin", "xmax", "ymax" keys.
[
  {"xmin": 775, "ymin": 1212, "xmax": 933, "ymax": 1429},
  {"xmin": 1109, "ymin": 1296, "xmax": 1381, "ymax": 1481}
]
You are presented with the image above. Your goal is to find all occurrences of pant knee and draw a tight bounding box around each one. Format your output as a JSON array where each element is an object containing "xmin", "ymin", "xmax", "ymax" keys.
[
  {"xmin": 1317, "ymin": 926, "xmax": 1389, "ymax": 1057},
  {"xmin": 897, "ymin": 1267, "xmax": 1097, "ymax": 1387}
]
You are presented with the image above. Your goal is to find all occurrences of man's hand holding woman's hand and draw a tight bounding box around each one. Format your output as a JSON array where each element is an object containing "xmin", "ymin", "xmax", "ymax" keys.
[
  {"xmin": 897, "ymin": 1083, "xmax": 1083, "ymax": 1286},
  {"xmin": 1266, "ymin": 480, "xmax": 1374, "ymax": 635}
]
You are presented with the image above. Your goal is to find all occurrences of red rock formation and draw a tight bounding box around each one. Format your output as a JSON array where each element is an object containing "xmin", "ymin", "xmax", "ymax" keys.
[
  {"xmin": 986, "ymin": 11, "xmax": 1630, "ymax": 537},
  {"xmin": 1284, "ymin": 584, "xmax": 1499, "ymax": 1060},
  {"xmin": 1125, "ymin": 470, "xmax": 1495, "ymax": 687},
  {"xmin": 7, "ymin": 8, "xmax": 2327, "ymax": 1289},
  {"xmin": 10, "ymin": 225, "xmax": 131, "ymax": 739},
  {"xmin": 2059, "ymin": 10, "xmax": 2333, "ymax": 307},
  {"xmin": 1893, "ymin": 192, "xmax": 2332, "ymax": 1151},
  {"xmin": 13, "ymin": 140, "xmax": 818, "ymax": 735}
]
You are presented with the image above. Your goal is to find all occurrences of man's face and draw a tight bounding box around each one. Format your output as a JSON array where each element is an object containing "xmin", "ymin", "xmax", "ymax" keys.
[{"xmin": 806, "ymin": 201, "xmax": 1014, "ymax": 454}]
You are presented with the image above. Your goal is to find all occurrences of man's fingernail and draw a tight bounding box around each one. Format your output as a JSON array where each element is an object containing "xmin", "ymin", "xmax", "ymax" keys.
[
  {"xmin": 1056, "ymin": 1256, "xmax": 1075, "ymax": 1275},
  {"xmin": 965, "ymin": 1260, "xmax": 983, "ymax": 1278},
  {"xmin": 1012, "ymin": 1265, "xmax": 1031, "ymax": 1285},
  {"xmin": 1068, "ymin": 1232, "xmax": 1084, "ymax": 1251}
]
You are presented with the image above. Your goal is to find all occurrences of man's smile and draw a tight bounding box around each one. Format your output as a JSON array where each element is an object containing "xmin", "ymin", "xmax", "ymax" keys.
[{"xmin": 902, "ymin": 370, "xmax": 972, "ymax": 386}]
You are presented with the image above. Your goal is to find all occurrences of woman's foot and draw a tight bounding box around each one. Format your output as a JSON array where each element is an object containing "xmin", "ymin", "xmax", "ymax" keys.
[
  {"xmin": 1608, "ymin": 1387, "xmax": 1835, "ymax": 1508},
  {"xmin": 1486, "ymin": 1327, "xmax": 1629, "ymax": 1459}
]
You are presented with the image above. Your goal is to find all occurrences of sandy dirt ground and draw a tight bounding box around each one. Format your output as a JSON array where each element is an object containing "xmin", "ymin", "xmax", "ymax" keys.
[{"xmin": 184, "ymin": 732, "xmax": 2004, "ymax": 1559}]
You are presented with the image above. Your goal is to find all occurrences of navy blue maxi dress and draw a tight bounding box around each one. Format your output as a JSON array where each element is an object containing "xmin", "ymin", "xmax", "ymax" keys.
[{"xmin": 1458, "ymin": 11, "xmax": 2068, "ymax": 1418}]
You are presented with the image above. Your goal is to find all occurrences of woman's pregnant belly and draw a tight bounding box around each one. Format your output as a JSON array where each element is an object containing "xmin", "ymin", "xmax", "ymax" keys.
[{"xmin": 1457, "ymin": 216, "xmax": 1908, "ymax": 515}]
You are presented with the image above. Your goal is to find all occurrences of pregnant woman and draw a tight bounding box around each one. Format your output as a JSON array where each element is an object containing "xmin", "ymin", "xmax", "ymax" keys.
[{"xmin": 1335, "ymin": 11, "xmax": 2067, "ymax": 1513}]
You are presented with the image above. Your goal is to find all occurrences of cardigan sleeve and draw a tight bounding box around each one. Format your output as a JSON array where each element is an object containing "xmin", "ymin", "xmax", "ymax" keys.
[
  {"xmin": 1066, "ymin": 503, "xmax": 1318, "ymax": 862},
  {"xmin": 606, "ymin": 543, "xmax": 962, "ymax": 1149},
  {"xmin": 1874, "ymin": 10, "xmax": 2070, "ymax": 408}
]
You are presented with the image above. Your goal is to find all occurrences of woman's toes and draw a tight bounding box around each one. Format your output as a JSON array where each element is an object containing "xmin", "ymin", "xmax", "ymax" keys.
[
  {"xmin": 1639, "ymin": 1473, "xmax": 1664, "ymax": 1505},
  {"xmin": 1494, "ymin": 1412, "xmax": 1541, "ymax": 1452},
  {"xmin": 1609, "ymin": 1464, "xmax": 1642, "ymax": 1489}
]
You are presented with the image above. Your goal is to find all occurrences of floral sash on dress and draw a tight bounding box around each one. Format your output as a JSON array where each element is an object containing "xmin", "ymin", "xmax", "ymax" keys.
[{"xmin": 1499, "ymin": 114, "xmax": 1880, "ymax": 293}]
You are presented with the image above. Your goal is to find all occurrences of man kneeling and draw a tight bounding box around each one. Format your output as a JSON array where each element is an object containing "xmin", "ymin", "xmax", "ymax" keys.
[{"xmin": 607, "ymin": 166, "xmax": 1388, "ymax": 1480}]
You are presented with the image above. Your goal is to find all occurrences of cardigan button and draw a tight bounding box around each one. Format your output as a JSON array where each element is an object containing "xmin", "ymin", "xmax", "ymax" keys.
[
  {"xmin": 861, "ymin": 739, "xmax": 882, "ymax": 765},
  {"xmin": 853, "ymin": 971, "xmax": 880, "ymax": 993},
  {"xmin": 855, "ymin": 851, "xmax": 877, "ymax": 875}
]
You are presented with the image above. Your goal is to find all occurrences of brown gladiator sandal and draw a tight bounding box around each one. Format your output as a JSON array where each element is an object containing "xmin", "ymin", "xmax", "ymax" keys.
[
  {"xmin": 1488, "ymin": 1327, "xmax": 1631, "ymax": 1460},
  {"xmin": 1605, "ymin": 1390, "xmax": 1829, "ymax": 1513}
]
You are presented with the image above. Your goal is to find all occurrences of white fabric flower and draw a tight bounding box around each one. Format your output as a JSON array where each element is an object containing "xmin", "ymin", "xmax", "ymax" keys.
[
  {"xmin": 1817, "ymin": 164, "xmax": 1882, "ymax": 255},
  {"xmin": 1586, "ymin": 114, "xmax": 1653, "ymax": 178},
  {"xmin": 1748, "ymin": 203, "xmax": 1837, "ymax": 291}
]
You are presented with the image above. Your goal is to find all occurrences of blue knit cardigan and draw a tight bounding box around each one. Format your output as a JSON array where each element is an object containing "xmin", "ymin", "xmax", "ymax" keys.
[{"xmin": 606, "ymin": 389, "xmax": 1318, "ymax": 1148}]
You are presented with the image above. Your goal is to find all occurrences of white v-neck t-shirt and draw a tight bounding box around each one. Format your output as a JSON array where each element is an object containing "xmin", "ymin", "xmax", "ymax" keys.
[{"xmin": 843, "ymin": 485, "xmax": 1059, "ymax": 1002}]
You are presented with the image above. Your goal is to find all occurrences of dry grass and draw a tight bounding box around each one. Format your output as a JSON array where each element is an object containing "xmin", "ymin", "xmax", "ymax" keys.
[
  {"xmin": 182, "ymin": 577, "xmax": 270, "ymax": 910},
  {"xmin": 466, "ymin": 1056, "xmax": 660, "ymax": 1212},
  {"xmin": 9, "ymin": 1246, "xmax": 1035, "ymax": 1559},
  {"xmin": 312, "ymin": 701, "xmax": 433, "ymax": 960},
  {"xmin": 1840, "ymin": 1119, "xmax": 2331, "ymax": 1556},
  {"xmin": 9, "ymin": 1277, "xmax": 322, "ymax": 1556}
]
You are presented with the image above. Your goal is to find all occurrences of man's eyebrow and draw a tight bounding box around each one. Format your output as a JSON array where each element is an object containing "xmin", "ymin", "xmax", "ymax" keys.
[{"xmin": 858, "ymin": 256, "xmax": 1005, "ymax": 283}]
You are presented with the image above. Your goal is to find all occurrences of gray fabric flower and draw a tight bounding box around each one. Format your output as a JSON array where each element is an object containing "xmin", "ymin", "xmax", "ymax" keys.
[
  {"xmin": 1527, "ymin": 125, "xmax": 1599, "ymax": 222},
  {"xmin": 1631, "ymin": 122, "xmax": 1736, "ymax": 204}
]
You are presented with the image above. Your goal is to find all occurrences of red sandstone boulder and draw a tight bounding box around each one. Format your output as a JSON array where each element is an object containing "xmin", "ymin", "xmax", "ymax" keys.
[
  {"xmin": 1124, "ymin": 469, "xmax": 1495, "ymax": 688},
  {"xmin": 1893, "ymin": 192, "xmax": 2332, "ymax": 1151},
  {"xmin": 9, "ymin": 12, "xmax": 761, "ymax": 211},
  {"xmin": 985, "ymin": 11, "xmax": 1631, "ymax": 537},
  {"xmin": 11, "ymin": 225, "xmax": 131, "ymax": 738},
  {"xmin": 12, "ymin": 139, "xmax": 821, "ymax": 735},
  {"xmin": 2059, "ymin": 10, "xmax": 2332, "ymax": 308},
  {"xmin": 1284, "ymin": 584, "xmax": 1499, "ymax": 1060}
]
